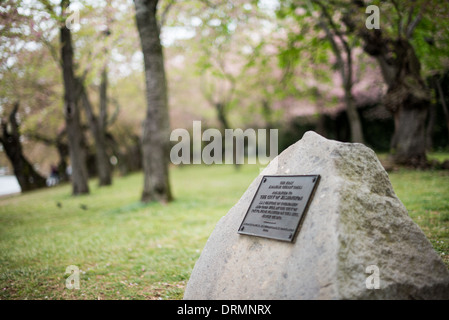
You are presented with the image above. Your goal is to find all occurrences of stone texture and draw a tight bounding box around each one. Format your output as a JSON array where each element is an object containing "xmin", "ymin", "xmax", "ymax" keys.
[{"xmin": 184, "ymin": 131, "xmax": 449, "ymax": 299}]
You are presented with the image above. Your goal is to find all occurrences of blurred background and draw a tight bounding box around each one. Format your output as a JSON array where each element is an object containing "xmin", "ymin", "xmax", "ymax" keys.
[{"xmin": 1, "ymin": 0, "xmax": 448, "ymax": 195}]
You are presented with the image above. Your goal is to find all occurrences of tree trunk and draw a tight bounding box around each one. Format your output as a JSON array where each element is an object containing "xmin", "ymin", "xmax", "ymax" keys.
[
  {"xmin": 56, "ymin": 130, "xmax": 70, "ymax": 182},
  {"xmin": 134, "ymin": 0, "xmax": 172, "ymax": 203},
  {"xmin": 434, "ymin": 75, "xmax": 449, "ymax": 143},
  {"xmin": 344, "ymin": 87, "xmax": 364, "ymax": 143},
  {"xmin": 317, "ymin": 12, "xmax": 364, "ymax": 144},
  {"xmin": 426, "ymin": 103, "xmax": 435, "ymax": 152},
  {"xmin": 0, "ymin": 103, "xmax": 47, "ymax": 192},
  {"xmin": 97, "ymin": 68, "xmax": 112, "ymax": 185},
  {"xmin": 381, "ymin": 40, "xmax": 430, "ymax": 167},
  {"xmin": 340, "ymin": 0, "xmax": 431, "ymax": 166},
  {"xmin": 79, "ymin": 75, "xmax": 112, "ymax": 186},
  {"xmin": 215, "ymin": 102, "xmax": 230, "ymax": 130},
  {"xmin": 389, "ymin": 104, "xmax": 428, "ymax": 166},
  {"xmin": 215, "ymin": 102, "xmax": 241, "ymax": 169},
  {"xmin": 60, "ymin": 0, "xmax": 89, "ymax": 194},
  {"xmin": 355, "ymin": 27, "xmax": 430, "ymax": 166},
  {"xmin": 342, "ymin": 46, "xmax": 364, "ymax": 144},
  {"xmin": 426, "ymin": 104, "xmax": 436, "ymax": 152}
]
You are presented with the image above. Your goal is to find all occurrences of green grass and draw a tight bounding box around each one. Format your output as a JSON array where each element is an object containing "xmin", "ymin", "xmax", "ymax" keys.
[
  {"xmin": 388, "ymin": 169, "xmax": 449, "ymax": 266},
  {"xmin": 0, "ymin": 165, "xmax": 260, "ymax": 300},
  {"xmin": 0, "ymin": 163, "xmax": 448, "ymax": 300},
  {"xmin": 376, "ymin": 152, "xmax": 449, "ymax": 164},
  {"xmin": 428, "ymin": 151, "xmax": 449, "ymax": 163}
]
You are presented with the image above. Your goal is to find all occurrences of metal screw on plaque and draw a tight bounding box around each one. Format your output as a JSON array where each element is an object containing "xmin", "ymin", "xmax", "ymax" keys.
[
  {"xmin": 289, "ymin": 233, "xmax": 293, "ymax": 239},
  {"xmin": 240, "ymin": 226, "xmax": 245, "ymax": 231},
  {"xmin": 263, "ymin": 178, "xmax": 267, "ymax": 183},
  {"xmin": 312, "ymin": 177, "xmax": 316, "ymax": 183}
]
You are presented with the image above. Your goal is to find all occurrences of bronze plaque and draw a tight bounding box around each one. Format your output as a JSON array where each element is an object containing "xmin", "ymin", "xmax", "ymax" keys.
[{"xmin": 238, "ymin": 175, "xmax": 320, "ymax": 242}]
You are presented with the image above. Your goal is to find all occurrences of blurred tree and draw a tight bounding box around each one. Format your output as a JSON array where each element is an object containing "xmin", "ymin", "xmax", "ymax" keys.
[
  {"xmin": 1, "ymin": 0, "xmax": 140, "ymax": 189},
  {"xmin": 432, "ymin": 74, "xmax": 449, "ymax": 143},
  {"xmin": 313, "ymin": 1, "xmax": 364, "ymax": 144},
  {"xmin": 76, "ymin": 1, "xmax": 115, "ymax": 187},
  {"xmin": 277, "ymin": 0, "xmax": 365, "ymax": 143},
  {"xmin": 0, "ymin": 103, "xmax": 47, "ymax": 191},
  {"xmin": 340, "ymin": 0, "xmax": 449, "ymax": 166},
  {"xmin": 134, "ymin": 0, "xmax": 173, "ymax": 203},
  {"xmin": 0, "ymin": 0, "xmax": 64, "ymax": 179},
  {"xmin": 59, "ymin": 0, "xmax": 90, "ymax": 194}
]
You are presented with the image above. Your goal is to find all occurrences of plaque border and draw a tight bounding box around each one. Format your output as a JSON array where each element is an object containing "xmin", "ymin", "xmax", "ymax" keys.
[{"xmin": 238, "ymin": 174, "xmax": 321, "ymax": 242}]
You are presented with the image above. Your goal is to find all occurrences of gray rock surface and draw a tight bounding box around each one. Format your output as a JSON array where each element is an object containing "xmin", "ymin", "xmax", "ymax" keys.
[{"xmin": 184, "ymin": 131, "xmax": 449, "ymax": 299}]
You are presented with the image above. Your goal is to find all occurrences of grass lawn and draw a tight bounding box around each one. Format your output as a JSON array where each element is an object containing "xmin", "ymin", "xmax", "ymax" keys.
[
  {"xmin": 428, "ymin": 151, "xmax": 449, "ymax": 163},
  {"xmin": 0, "ymin": 162, "xmax": 448, "ymax": 300}
]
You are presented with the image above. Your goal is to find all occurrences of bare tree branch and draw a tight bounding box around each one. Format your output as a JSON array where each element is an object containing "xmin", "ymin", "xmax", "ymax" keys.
[
  {"xmin": 107, "ymin": 97, "xmax": 121, "ymax": 127},
  {"xmin": 391, "ymin": 0, "xmax": 404, "ymax": 37},
  {"xmin": 313, "ymin": 0, "xmax": 352, "ymax": 87},
  {"xmin": 406, "ymin": 12, "xmax": 422, "ymax": 39},
  {"xmin": 159, "ymin": 0, "xmax": 175, "ymax": 28}
]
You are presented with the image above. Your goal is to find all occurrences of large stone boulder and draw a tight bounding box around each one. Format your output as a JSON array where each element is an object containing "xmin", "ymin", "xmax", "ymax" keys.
[{"xmin": 184, "ymin": 131, "xmax": 449, "ymax": 299}]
